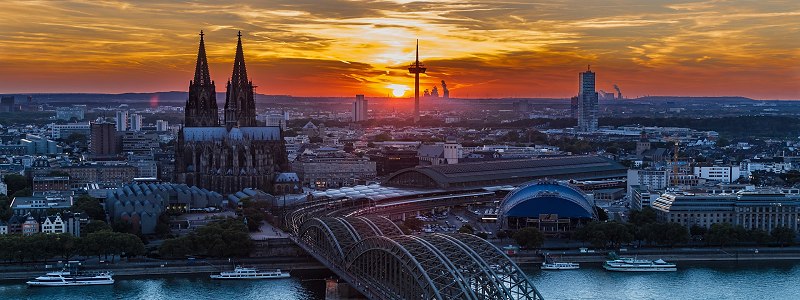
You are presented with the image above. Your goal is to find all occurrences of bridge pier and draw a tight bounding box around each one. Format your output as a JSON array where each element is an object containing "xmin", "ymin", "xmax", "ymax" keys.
[{"xmin": 325, "ymin": 277, "xmax": 367, "ymax": 300}]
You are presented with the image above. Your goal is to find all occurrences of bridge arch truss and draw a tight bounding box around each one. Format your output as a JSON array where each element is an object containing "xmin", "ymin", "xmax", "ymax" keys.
[{"xmin": 294, "ymin": 216, "xmax": 543, "ymax": 300}]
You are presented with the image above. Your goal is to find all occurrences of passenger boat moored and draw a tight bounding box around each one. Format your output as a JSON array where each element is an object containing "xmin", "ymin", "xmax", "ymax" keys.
[
  {"xmin": 210, "ymin": 266, "xmax": 291, "ymax": 279},
  {"xmin": 603, "ymin": 257, "xmax": 677, "ymax": 272},
  {"xmin": 27, "ymin": 270, "xmax": 114, "ymax": 287}
]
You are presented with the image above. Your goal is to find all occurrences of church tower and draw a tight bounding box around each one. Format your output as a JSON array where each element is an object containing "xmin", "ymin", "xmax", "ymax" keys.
[
  {"xmin": 224, "ymin": 31, "xmax": 258, "ymax": 129},
  {"xmin": 184, "ymin": 31, "xmax": 219, "ymax": 127},
  {"xmin": 176, "ymin": 31, "xmax": 288, "ymax": 195}
]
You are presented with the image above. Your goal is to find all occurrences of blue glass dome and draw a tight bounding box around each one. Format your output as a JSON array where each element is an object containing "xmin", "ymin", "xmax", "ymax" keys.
[{"xmin": 499, "ymin": 181, "xmax": 596, "ymax": 220}]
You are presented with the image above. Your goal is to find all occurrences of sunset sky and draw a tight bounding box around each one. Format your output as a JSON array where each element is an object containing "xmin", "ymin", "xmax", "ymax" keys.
[{"xmin": 0, "ymin": 0, "xmax": 798, "ymax": 99}]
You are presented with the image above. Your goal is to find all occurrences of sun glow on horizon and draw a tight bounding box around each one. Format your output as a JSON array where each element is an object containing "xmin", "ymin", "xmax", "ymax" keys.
[
  {"xmin": 387, "ymin": 84, "xmax": 410, "ymax": 97},
  {"xmin": 0, "ymin": 1, "xmax": 797, "ymax": 99}
]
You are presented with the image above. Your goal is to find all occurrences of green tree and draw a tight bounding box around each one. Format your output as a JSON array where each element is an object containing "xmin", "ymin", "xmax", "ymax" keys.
[
  {"xmin": 71, "ymin": 195, "xmax": 106, "ymax": 221},
  {"xmin": 115, "ymin": 232, "xmax": 146, "ymax": 259},
  {"xmin": 64, "ymin": 132, "xmax": 87, "ymax": 145},
  {"xmin": 637, "ymin": 223, "xmax": 660, "ymax": 246},
  {"xmin": 241, "ymin": 198, "xmax": 270, "ymax": 232},
  {"xmin": 84, "ymin": 220, "xmax": 112, "ymax": 234},
  {"xmin": 689, "ymin": 225, "xmax": 707, "ymax": 238},
  {"xmin": 628, "ymin": 207, "xmax": 658, "ymax": 225},
  {"xmin": 158, "ymin": 219, "xmax": 253, "ymax": 258},
  {"xmin": 159, "ymin": 236, "xmax": 194, "ymax": 258},
  {"xmin": 575, "ymin": 222, "xmax": 608, "ymax": 248},
  {"xmin": 749, "ymin": 229, "xmax": 772, "ymax": 246},
  {"xmin": 373, "ymin": 132, "xmax": 392, "ymax": 142},
  {"xmin": 512, "ymin": 227, "xmax": 545, "ymax": 249},
  {"xmin": 706, "ymin": 223, "xmax": 739, "ymax": 247},
  {"xmin": 661, "ymin": 223, "xmax": 689, "ymax": 247},
  {"xmin": 79, "ymin": 231, "xmax": 144, "ymax": 262},
  {"xmin": 604, "ymin": 222, "xmax": 634, "ymax": 248},
  {"xmin": 54, "ymin": 234, "xmax": 80, "ymax": 260},
  {"xmin": 771, "ymin": 226, "xmax": 796, "ymax": 247},
  {"xmin": 12, "ymin": 187, "xmax": 32, "ymax": 198},
  {"xmin": 112, "ymin": 220, "xmax": 135, "ymax": 234},
  {"xmin": 576, "ymin": 221, "xmax": 633, "ymax": 249},
  {"xmin": 0, "ymin": 195, "xmax": 13, "ymax": 221},
  {"xmin": 3, "ymin": 174, "xmax": 28, "ymax": 197},
  {"xmin": 458, "ymin": 224, "xmax": 475, "ymax": 234}
]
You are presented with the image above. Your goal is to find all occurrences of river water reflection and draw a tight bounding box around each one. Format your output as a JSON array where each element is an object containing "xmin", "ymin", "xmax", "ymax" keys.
[{"xmin": 2, "ymin": 261, "xmax": 799, "ymax": 299}]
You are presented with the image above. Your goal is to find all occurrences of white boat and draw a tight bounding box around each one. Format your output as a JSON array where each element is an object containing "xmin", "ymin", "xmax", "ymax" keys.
[
  {"xmin": 210, "ymin": 266, "xmax": 290, "ymax": 280},
  {"xmin": 541, "ymin": 262, "xmax": 580, "ymax": 270},
  {"xmin": 27, "ymin": 270, "xmax": 114, "ymax": 287},
  {"xmin": 603, "ymin": 258, "xmax": 677, "ymax": 272},
  {"xmin": 541, "ymin": 254, "xmax": 580, "ymax": 270}
]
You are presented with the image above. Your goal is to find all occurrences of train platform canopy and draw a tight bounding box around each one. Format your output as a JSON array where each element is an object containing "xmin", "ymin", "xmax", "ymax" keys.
[
  {"xmin": 382, "ymin": 155, "xmax": 627, "ymax": 189},
  {"xmin": 311, "ymin": 184, "xmax": 443, "ymax": 201}
]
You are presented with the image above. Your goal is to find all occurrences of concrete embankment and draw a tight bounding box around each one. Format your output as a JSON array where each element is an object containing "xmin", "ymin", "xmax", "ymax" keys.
[
  {"xmin": 0, "ymin": 257, "xmax": 326, "ymax": 281},
  {"xmin": 511, "ymin": 248, "xmax": 800, "ymax": 266}
]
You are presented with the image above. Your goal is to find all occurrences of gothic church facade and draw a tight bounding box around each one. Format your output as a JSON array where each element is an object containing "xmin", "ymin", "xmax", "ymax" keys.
[{"xmin": 175, "ymin": 31, "xmax": 288, "ymax": 195}]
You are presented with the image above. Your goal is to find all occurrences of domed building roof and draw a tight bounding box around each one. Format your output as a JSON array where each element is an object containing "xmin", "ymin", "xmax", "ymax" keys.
[{"xmin": 499, "ymin": 181, "xmax": 596, "ymax": 221}]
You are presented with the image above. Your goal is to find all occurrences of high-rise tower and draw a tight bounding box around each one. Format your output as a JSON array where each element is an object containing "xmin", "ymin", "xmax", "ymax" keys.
[
  {"xmin": 352, "ymin": 94, "xmax": 368, "ymax": 122},
  {"xmin": 408, "ymin": 40, "xmax": 426, "ymax": 123},
  {"xmin": 185, "ymin": 31, "xmax": 220, "ymax": 127},
  {"xmin": 224, "ymin": 31, "xmax": 257, "ymax": 129},
  {"xmin": 577, "ymin": 66, "xmax": 598, "ymax": 132}
]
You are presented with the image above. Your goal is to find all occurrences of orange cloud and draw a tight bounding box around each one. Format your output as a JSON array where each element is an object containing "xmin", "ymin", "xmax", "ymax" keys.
[{"xmin": 0, "ymin": 0, "xmax": 797, "ymax": 99}]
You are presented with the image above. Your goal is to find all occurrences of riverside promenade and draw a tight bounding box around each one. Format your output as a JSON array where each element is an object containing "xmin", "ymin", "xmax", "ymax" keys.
[
  {"xmin": 0, "ymin": 256, "xmax": 325, "ymax": 281},
  {"xmin": 509, "ymin": 246, "xmax": 800, "ymax": 265}
]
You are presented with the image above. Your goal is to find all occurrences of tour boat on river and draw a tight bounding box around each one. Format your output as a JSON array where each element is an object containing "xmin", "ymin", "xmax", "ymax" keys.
[
  {"xmin": 210, "ymin": 266, "xmax": 290, "ymax": 280},
  {"xmin": 603, "ymin": 257, "xmax": 677, "ymax": 272},
  {"xmin": 541, "ymin": 254, "xmax": 580, "ymax": 270},
  {"xmin": 541, "ymin": 261, "xmax": 581, "ymax": 270},
  {"xmin": 27, "ymin": 270, "xmax": 114, "ymax": 287}
]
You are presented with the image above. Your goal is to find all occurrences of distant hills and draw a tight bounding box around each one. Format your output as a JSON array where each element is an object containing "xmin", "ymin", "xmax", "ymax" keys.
[
  {"xmin": 0, "ymin": 92, "xmax": 779, "ymax": 106},
  {"xmin": 633, "ymin": 96, "xmax": 756, "ymax": 102}
]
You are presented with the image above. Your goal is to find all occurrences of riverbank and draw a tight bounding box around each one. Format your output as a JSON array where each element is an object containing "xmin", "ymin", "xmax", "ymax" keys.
[
  {"xmin": 511, "ymin": 246, "xmax": 800, "ymax": 265},
  {"xmin": 0, "ymin": 256, "xmax": 326, "ymax": 281},
  {"xmin": 5, "ymin": 245, "xmax": 800, "ymax": 281}
]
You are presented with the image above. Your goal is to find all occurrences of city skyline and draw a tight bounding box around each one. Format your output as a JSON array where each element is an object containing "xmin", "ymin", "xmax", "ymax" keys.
[{"xmin": 0, "ymin": 0, "xmax": 798, "ymax": 99}]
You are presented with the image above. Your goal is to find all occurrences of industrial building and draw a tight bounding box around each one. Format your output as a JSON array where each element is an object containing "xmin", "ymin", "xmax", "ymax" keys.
[{"xmin": 383, "ymin": 155, "xmax": 626, "ymax": 190}]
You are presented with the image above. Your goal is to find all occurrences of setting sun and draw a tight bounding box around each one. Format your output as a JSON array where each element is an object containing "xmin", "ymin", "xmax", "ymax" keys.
[{"xmin": 387, "ymin": 84, "xmax": 410, "ymax": 97}]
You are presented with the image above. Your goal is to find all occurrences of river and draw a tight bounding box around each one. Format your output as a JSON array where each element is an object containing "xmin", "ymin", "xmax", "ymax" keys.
[{"xmin": 2, "ymin": 261, "xmax": 799, "ymax": 299}]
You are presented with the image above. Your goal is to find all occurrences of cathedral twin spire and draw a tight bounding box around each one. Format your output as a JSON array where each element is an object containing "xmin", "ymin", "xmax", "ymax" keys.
[
  {"xmin": 185, "ymin": 30, "xmax": 257, "ymax": 129},
  {"xmin": 225, "ymin": 31, "xmax": 257, "ymax": 128},
  {"xmin": 193, "ymin": 31, "xmax": 212, "ymax": 86}
]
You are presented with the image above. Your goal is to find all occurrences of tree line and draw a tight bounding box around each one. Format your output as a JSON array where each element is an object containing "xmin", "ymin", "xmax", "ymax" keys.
[
  {"xmin": 0, "ymin": 231, "xmax": 144, "ymax": 263},
  {"xmin": 159, "ymin": 218, "xmax": 253, "ymax": 258},
  {"xmin": 574, "ymin": 207, "xmax": 796, "ymax": 249}
]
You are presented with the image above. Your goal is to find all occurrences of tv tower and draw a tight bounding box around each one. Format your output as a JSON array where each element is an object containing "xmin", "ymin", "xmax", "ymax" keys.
[{"xmin": 408, "ymin": 40, "xmax": 426, "ymax": 123}]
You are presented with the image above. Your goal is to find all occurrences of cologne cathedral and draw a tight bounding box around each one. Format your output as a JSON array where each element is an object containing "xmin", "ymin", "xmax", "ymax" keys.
[{"xmin": 175, "ymin": 31, "xmax": 288, "ymax": 194}]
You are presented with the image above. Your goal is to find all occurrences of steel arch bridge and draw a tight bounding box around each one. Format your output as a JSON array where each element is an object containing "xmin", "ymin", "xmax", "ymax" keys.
[{"xmin": 290, "ymin": 215, "xmax": 544, "ymax": 300}]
